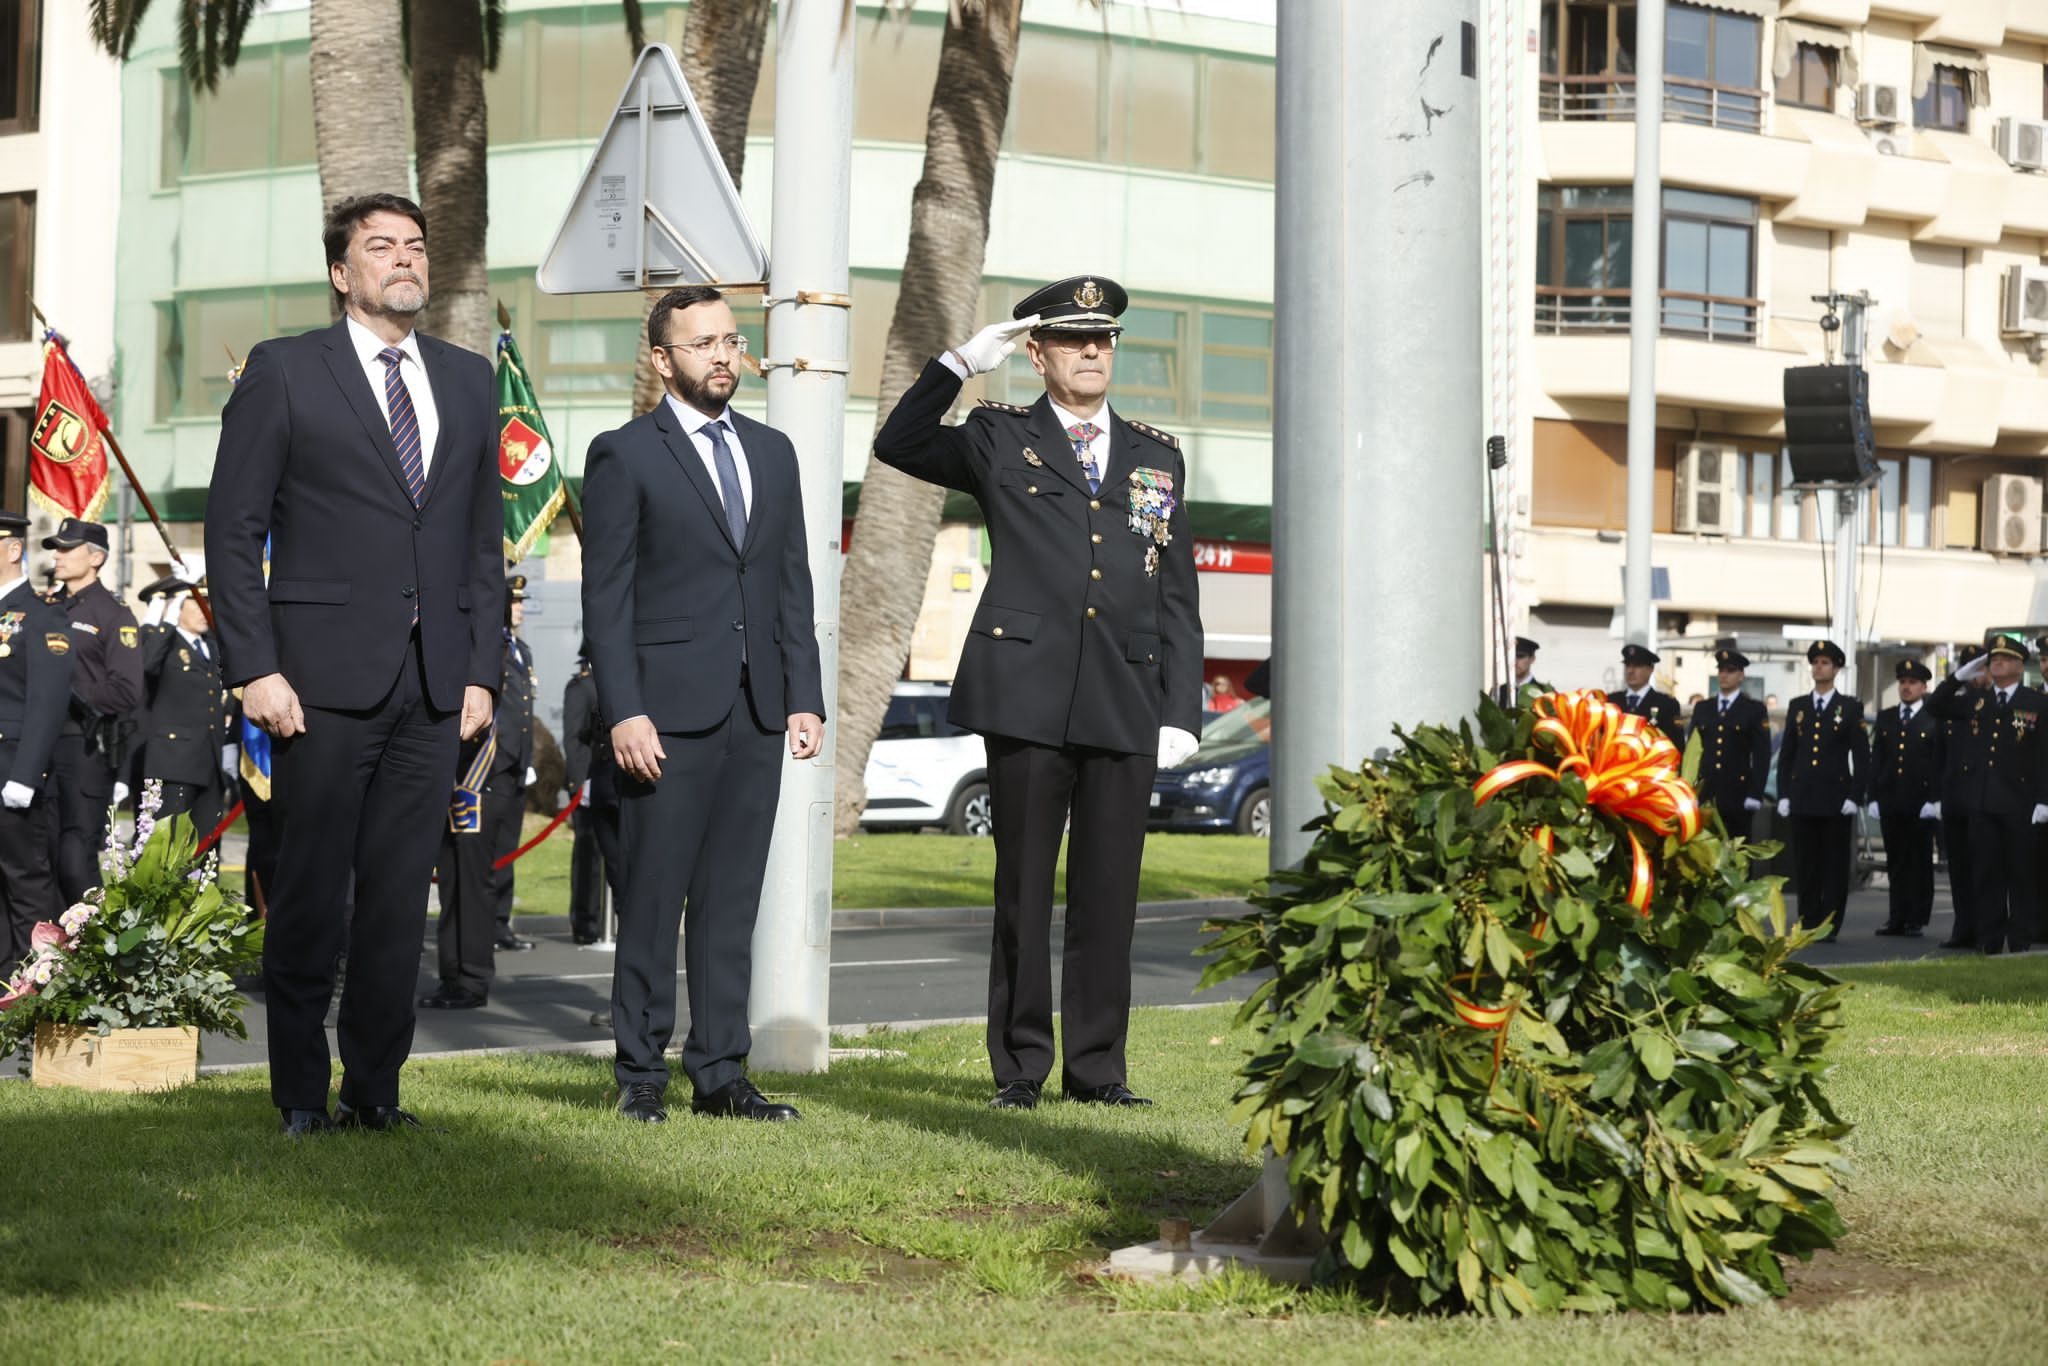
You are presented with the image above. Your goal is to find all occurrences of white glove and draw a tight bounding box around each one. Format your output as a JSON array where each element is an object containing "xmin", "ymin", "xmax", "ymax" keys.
[
  {"xmin": 1842, "ymin": 799, "xmax": 1859, "ymax": 817},
  {"xmin": 220, "ymin": 744, "xmax": 239, "ymax": 777},
  {"xmin": 142, "ymin": 596, "xmax": 169, "ymax": 627},
  {"xmin": 2032, "ymin": 804, "xmax": 2048, "ymax": 826},
  {"xmin": 1777, "ymin": 798, "xmax": 1790, "ymax": 818},
  {"xmin": 1742, "ymin": 797, "xmax": 1762, "ymax": 812},
  {"xmin": 1158, "ymin": 726, "xmax": 1201, "ymax": 770},
  {"xmin": 1865, "ymin": 801, "xmax": 1880, "ymax": 819},
  {"xmin": 1957, "ymin": 652, "xmax": 1990, "ymax": 682},
  {"xmin": 947, "ymin": 315, "xmax": 1041, "ymax": 376},
  {"xmin": 580, "ymin": 779, "xmax": 592, "ymax": 803},
  {"xmin": 1, "ymin": 781, "xmax": 33, "ymax": 810},
  {"xmin": 524, "ymin": 766, "xmax": 537, "ymax": 789},
  {"xmin": 113, "ymin": 781, "xmax": 130, "ymax": 807},
  {"xmin": 1920, "ymin": 801, "xmax": 1940, "ymax": 820}
]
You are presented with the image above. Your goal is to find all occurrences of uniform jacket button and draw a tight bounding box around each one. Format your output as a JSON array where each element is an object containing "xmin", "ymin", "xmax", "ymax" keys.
[
  {"xmin": 1086, "ymin": 607, "xmax": 1098, "ymax": 619},
  {"xmin": 1089, "ymin": 500, "xmax": 1101, "ymax": 510},
  {"xmin": 1090, "ymin": 569, "xmax": 1102, "ymax": 580},
  {"xmin": 991, "ymin": 626, "xmax": 1004, "ymax": 638},
  {"xmin": 1091, "ymin": 533, "xmax": 1102, "ymax": 544}
]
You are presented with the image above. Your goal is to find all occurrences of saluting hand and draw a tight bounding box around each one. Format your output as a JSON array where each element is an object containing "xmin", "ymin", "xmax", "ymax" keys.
[
  {"xmin": 949, "ymin": 315, "xmax": 1041, "ymax": 376},
  {"xmin": 787, "ymin": 713, "xmax": 824, "ymax": 761},
  {"xmin": 244, "ymin": 672, "xmax": 307, "ymax": 738},
  {"xmin": 613, "ymin": 715, "xmax": 667, "ymax": 784}
]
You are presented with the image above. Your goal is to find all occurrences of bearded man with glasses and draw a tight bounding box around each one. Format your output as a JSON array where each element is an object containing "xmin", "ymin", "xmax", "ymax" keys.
[{"xmin": 581, "ymin": 284, "xmax": 826, "ymax": 1125}]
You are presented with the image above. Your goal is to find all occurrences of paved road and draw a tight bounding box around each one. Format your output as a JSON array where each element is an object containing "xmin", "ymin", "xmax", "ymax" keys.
[{"xmin": 6, "ymin": 872, "xmax": 2027, "ymax": 1082}]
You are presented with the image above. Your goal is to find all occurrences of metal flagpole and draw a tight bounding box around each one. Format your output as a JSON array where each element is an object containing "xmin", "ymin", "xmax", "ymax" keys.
[
  {"xmin": 749, "ymin": 0, "xmax": 852, "ymax": 1073},
  {"xmin": 1623, "ymin": 0, "xmax": 1665, "ymax": 649}
]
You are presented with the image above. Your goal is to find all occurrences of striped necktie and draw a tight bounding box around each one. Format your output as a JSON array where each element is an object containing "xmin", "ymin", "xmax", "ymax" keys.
[
  {"xmin": 378, "ymin": 347, "xmax": 428, "ymax": 506},
  {"xmin": 1066, "ymin": 421, "xmax": 1102, "ymax": 493}
]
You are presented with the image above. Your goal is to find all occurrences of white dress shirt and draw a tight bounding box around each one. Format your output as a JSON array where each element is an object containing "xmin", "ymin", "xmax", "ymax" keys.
[
  {"xmin": 664, "ymin": 393, "xmax": 753, "ymax": 517},
  {"xmin": 1813, "ymin": 689, "xmax": 1836, "ymax": 710},
  {"xmin": 347, "ymin": 315, "xmax": 440, "ymax": 478},
  {"xmin": 177, "ymin": 625, "xmax": 210, "ymax": 661},
  {"xmin": 0, "ymin": 574, "xmax": 28, "ymax": 607}
]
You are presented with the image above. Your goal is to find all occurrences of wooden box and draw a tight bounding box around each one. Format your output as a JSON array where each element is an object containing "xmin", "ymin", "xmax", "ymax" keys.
[{"xmin": 33, "ymin": 1023, "xmax": 199, "ymax": 1092}]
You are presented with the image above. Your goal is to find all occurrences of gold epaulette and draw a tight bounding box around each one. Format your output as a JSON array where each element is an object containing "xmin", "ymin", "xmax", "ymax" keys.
[
  {"xmin": 976, "ymin": 399, "xmax": 1030, "ymax": 415},
  {"xmin": 1126, "ymin": 419, "xmax": 1179, "ymax": 450}
]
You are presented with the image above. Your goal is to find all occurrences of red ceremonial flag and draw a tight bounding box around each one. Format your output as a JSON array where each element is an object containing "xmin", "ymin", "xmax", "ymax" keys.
[{"xmin": 29, "ymin": 334, "xmax": 114, "ymax": 521}]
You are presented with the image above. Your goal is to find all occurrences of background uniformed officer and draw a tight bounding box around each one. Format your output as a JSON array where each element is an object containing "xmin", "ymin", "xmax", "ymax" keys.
[
  {"xmin": 1937, "ymin": 643, "xmax": 1987, "ymax": 948},
  {"xmin": 1928, "ymin": 634, "xmax": 2048, "ymax": 954},
  {"xmin": 1494, "ymin": 636, "xmax": 1548, "ymax": 709},
  {"xmin": 0, "ymin": 511, "xmax": 74, "ymax": 973},
  {"xmin": 489, "ymin": 577, "xmax": 537, "ymax": 953},
  {"xmin": 1868, "ymin": 658, "xmax": 1942, "ymax": 938},
  {"xmin": 41, "ymin": 518, "xmax": 142, "ymax": 901},
  {"xmin": 1686, "ymin": 646, "xmax": 1770, "ymax": 838},
  {"xmin": 875, "ymin": 275, "xmax": 1204, "ymax": 1111},
  {"xmin": 1775, "ymin": 639, "xmax": 1869, "ymax": 940},
  {"xmin": 137, "ymin": 576, "xmax": 234, "ymax": 836},
  {"xmin": 563, "ymin": 648, "xmax": 622, "ymax": 946},
  {"xmin": 1608, "ymin": 643, "xmax": 1684, "ymax": 746}
]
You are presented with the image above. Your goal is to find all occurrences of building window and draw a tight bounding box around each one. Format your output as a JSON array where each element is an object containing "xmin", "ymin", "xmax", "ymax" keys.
[
  {"xmin": 1914, "ymin": 64, "xmax": 1971, "ymax": 132},
  {"xmin": 0, "ymin": 0, "xmax": 38, "ymax": 134},
  {"xmin": 155, "ymin": 284, "xmax": 330, "ymax": 422},
  {"xmin": 1539, "ymin": 0, "xmax": 1761, "ymax": 132},
  {"xmin": 1904, "ymin": 455, "xmax": 1932, "ymax": 548},
  {"xmin": 1199, "ymin": 310, "xmax": 1271, "ymax": 424},
  {"xmin": 1, "ymin": 407, "xmax": 28, "ymax": 510},
  {"xmin": 0, "ymin": 192, "xmax": 31, "ymax": 343},
  {"xmin": 1775, "ymin": 43, "xmax": 1837, "ymax": 112},
  {"xmin": 1202, "ymin": 56, "xmax": 1275, "ymax": 181},
  {"xmin": 1111, "ymin": 304, "xmax": 1186, "ymax": 421},
  {"xmin": 162, "ymin": 44, "xmax": 317, "ymax": 179},
  {"xmin": 1536, "ymin": 186, "xmax": 1757, "ymax": 342}
]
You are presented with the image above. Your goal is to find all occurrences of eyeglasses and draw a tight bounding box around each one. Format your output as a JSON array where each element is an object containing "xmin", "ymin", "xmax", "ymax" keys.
[{"xmin": 661, "ymin": 334, "xmax": 750, "ymax": 358}]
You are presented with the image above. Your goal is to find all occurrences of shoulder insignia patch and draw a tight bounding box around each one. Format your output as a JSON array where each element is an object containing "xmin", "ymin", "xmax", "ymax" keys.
[
  {"xmin": 1126, "ymin": 419, "xmax": 1180, "ymax": 450},
  {"xmin": 45, "ymin": 632, "xmax": 70, "ymax": 656},
  {"xmin": 119, "ymin": 625, "xmax": 138, "ymax": 649},
  {"xmin": 976, "ymin": 399, "xmax": 1030, "ymax": 416}
]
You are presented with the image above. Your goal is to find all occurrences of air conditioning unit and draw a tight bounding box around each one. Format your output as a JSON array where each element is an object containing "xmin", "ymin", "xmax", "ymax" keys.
[
  {"xmin": 1980, "ymin": 474, "xmax": 2044, "ymax": 556},
  {"xmin": 1675, "ymin": 442, "xmax": 1741, "ymax": 536},
  {"xmin": 2002, "ymin": 264, "xmax": 2048, "ymax": 335},
  {"xmin": 1857, "ymin": 82, "xmax": 1905, "ymax": 126},
  {"xmin": 1866, "ymin": 127, "xmax": 1906, "ymax": 157},
  {"xmin": 1996, "ymin": 117, "xmax": 2048, "ymax": 171}
]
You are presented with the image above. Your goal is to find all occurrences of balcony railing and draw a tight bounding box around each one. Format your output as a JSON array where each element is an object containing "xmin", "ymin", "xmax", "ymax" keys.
[
  {"xmin": 1538, "ymin": 74, "xmax": 1765, "ymax": 134},
  {"xmin": 1535, "ymin": 286, "xmax": 1761, "ymax": 344}
]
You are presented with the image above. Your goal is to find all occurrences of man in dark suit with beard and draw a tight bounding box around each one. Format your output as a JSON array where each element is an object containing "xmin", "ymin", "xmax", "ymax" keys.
[
  {"xmin": 206, "ymin": 193, "xmax": 503, "ymax": 1136},
  {"xmin": 582, "ymin": 285, "xmax": 825, "ymax": 1125},
  {"xmin": 1686, "ymin": 647, "xmax": 1771, "ymax": 840}
]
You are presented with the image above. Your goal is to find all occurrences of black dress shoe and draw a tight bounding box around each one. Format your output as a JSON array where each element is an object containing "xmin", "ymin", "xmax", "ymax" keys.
[
  {"xmin": 1875, "ymin": 923, "xmax": 1906, "ymax": 936},
  {"xmin": 417, "ymin": 986, "xmax": 487, "ymax": 1010},
  {"xmin": 572, "ymin": 933, "xmax": 602, "ymax": 946},
  {"xmin": 989, "ymin": 1081, "xmax": 1042, "ymax": 1110},
  {"xmin": 1939, "ymin": 939, "xmax": 1976, "ymax": 949},
  {"xmin": 1067, "ymin": 1082, "xmax": 1153, "ymax": 1107},
  {"xmin": 336, "ymin": 1103, "xmax": 423, "ymax": 1132},
  {"xmin": 495, "ymin": 934, "xmax": 537, "ymax": 952},
  {"xmin": 618, "ymin": 1081, "xmax": 668, "ymax": 1124},
  {"xmin": 279, "ymin": 1107, "xmax": 335, "ymax": 1138},
  {"xmin": 1902, "ymin": 927, "xmax": 1925, "ymax": 938},
  {"xmin": 692, "ymin": 1077, "xmax": 799, "ymax": 1121}
]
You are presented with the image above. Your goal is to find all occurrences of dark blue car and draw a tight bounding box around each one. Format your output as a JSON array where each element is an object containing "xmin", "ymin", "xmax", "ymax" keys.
[{"xmin": 1149, "ymin": 697, "xmax": 1272, "ymax": 837}]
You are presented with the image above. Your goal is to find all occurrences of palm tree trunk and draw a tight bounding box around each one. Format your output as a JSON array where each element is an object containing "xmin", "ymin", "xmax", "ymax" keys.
[
  {"xmin": 831, "ymin": 0, "xmax": 1023, "ymax": 835},
  {"xmin": 410, "ymin": 0, "xmax": 492, "ymax": 356},
  {"xmin": 309, "ymin": 0, "xmax": 412, "ymax": 212},
  {"xmin": 629, "ymin": 0, "xmax": 773, "ymax": 416}
]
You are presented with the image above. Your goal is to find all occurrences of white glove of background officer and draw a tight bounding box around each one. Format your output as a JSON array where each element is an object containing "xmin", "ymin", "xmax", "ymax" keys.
[
  {"xmin": 1777, "ymin": 798, "xmax": 1790, "ymax": 818},
  {"xmin": 942, "ymin": 315, "xmax": 1041, "ymax": 378},
  {"xmin": 1920, "ymin": 801, "xmax": 1941, "ymax": 821},
  {"xmin": 1742, "ymin": 797, "xmax": 1762, "ymax": 812},
  {"xmin": 1158, "ymin": 726, "xmax": 1201, "ymax": 771},
  {"xmin": 1841, "ymin": 799, "xmax": 1860, "ymax": 817},
  {"xmin": 113, "ymin": 782, "xmax": 130, "ymax": 808},
  {"xmin": 1864, "ymin": 801, "xmax": 1880, "ymax": 819},
  {"xmin": 2032, "ymin": 804, "xmax": 2048, "ymax": 826},
  {"xmin": 1, "ymin": 781, "xmax": 33, "ymax": 810},
  {"xmin": 1957, "ymin": 652, "xmax": 1990, "ymax": 683}
]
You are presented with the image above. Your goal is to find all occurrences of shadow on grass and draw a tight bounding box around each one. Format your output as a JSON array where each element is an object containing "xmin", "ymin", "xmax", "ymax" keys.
[{"xmin": 1835, "ymin": 954, "xmax": 2048, "ymax": 1006}]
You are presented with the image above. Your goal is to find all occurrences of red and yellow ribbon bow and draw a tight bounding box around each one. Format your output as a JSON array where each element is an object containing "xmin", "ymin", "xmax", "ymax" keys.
[{"xmin": 1472, "ymin": 688, "xmax": 1702, "ymax": 915}]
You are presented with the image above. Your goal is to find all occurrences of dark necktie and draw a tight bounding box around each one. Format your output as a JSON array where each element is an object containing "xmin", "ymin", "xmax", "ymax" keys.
[
  {"xmin": 1719, "ymin": 696, "xmax": 1730, "ymax": 716},
  {"xmin": 1066, "ymin": 421, "xmax": 1103, "ymax": 494},
  {"xmin": 194, "ymin": 636, "xmax": 208, "ymax": 663},
  {"xmin": 377, "ymin": 347, "xmax": 427, "ymax": 505},
  {"xmin": 704, "ymin": 418, "xmax": 748, "ymax": 548}
]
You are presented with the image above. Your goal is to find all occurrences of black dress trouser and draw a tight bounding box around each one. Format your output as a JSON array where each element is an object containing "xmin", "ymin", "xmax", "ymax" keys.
[
  {"xmin": 1788, "ymin": 813, "xmax": 1853, "ymax": 934},
  {"xmin": 0, "ymin": 800, "xmax": 62, "ymax": 973},
  {"xmin": 156, "ymin": 778, "xmax": 225, "ymax": 847},
  {"xmin": 984, "ymin": 735, "xmax": 1156, "ymax": 1094},
  {"xmin": 434, "ymin": 773, "xmax": 521, "ymax": 998},
  {"xmin": 1967, "ymin": 808, "xmax": 2037, "ymax": 954},
  {"xmin": 1879, "ymin": 807, "xmax": 1934, "ymax": 930},
  {"xmin": 569, "ymin": 800, "xmax": 624, "ymax": 940},
  {"xmin": 47, "ymin": 734, "xmax": 112, "ymax": 903},
  {"xmin": 265, "ymin": 638, "xmax": 458, "ymax": 1111},
  {"xmin": 1943, "ymin": 806, "xmax": 1975, "ymax": 945}
]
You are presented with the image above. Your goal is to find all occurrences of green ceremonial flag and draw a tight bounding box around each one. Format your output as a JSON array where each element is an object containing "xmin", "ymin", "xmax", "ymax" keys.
[{"xmin": 496, "ymin": 330, "xmax": 566, "ymax": 562}]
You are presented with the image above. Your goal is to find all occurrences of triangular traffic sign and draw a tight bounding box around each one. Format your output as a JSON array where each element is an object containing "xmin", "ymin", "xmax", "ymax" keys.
[{"xmin": 536, "ymin": 43, "xmax": 769, "ymax": 294}]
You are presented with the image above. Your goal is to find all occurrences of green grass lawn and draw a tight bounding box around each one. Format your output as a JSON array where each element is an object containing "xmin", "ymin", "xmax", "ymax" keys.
[
  {"xmin": 505, "ymin": 825, "xmax": 1272, "ymax": 914},
  {"xmin": 4, "ymin": 959, "xmax": 2047, "ymax": 1362}
]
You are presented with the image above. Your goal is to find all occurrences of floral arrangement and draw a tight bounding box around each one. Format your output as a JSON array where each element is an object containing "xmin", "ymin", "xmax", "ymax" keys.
[
  {"xmin": 0, "ymin": 782, "xmax": 264, "ymax": 1054},
  {"xmin": 1201, "ymin": 691, "xmax": 1850, "ymax": 1315}
]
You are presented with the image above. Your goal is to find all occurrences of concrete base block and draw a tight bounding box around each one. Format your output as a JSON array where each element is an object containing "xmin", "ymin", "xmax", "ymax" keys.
[{"xmin": 1107, "ymin": 1154, "xmax": 1327, "ymax": 1285}]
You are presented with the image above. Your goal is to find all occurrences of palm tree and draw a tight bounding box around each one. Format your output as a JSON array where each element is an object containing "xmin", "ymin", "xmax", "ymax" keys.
[
  {"xmin": 628, "ymin": 0, "xmax": 774, "ymax": 416},
  {"xmin": 89, "ymin": 0, "xmax": 259, "ymax": 92},
  {"xmin": 831, "ymin": 0, "xmax": 1024, "ymax": 835},
  {"xmin": 407, "ymin": 0, "xmax": 497, "ymax": 355}
]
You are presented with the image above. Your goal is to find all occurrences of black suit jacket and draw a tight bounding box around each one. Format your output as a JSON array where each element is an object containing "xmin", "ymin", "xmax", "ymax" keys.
[
  {"xmin": 0, "ymin": 582, "xmax": 75, "ymax": 789},
  {"xmin": 139, "ymin": 627, "xmax": 231, "ymax": 788},
  {"xmin": 1686, "ymin": 693, "xmax": 1770, "ymax": 809},
  {"xmin": 1607, "ymin": 687, "xmax": 1684, "ymax": 749},
  {"xmin": 872, "ymin": 360, "xmax": 1203, "ymax": 755},
  {"xmin": 1776, "ymin": 692, "xmax": 1870, "ymax": 814},
  {"xmin": 580, "ymin": 400, "xmax": 824, "ymax": 734},
  {"xmin": 1928, "ymin": 677, "xmax": 2048, "ymax": 817},
  {"xmin": 204, "ymin": 319, "xmax": 505, "ymax": 712},
  {"xmin": 1869, "ymin": 701, "xmax": 1942, "ymax": 813}
]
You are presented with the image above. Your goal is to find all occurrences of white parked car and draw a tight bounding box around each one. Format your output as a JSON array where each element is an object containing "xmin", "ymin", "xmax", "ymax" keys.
[{"xmin": 860, "ymin": 682, "xmax": 992, "ymax": 835}]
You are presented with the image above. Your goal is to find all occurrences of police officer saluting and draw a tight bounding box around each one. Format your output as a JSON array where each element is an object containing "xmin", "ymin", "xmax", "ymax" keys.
[
  {"xmin": 1686, "ymin": 647, "xmax": 1770, "ymax": 838},
  {"xmin": 875, "ymin": 276, "xmax": 1203, "ymax": 1110},
  {"xmin": 1775, "ymin": 640, "xmax": 1869, "ymax": 940},
  {"xmin": 0, "ymin": 511, "xmax": 73, "ymax": 974},
  {"xmin": 136, "ymin": 575, "xmax": 234, "ymax": 836},
  {"xmin": 42, "ymin": 518, "xmax": 142, "ymax": 901},
  {"xmin": 1609, "ymin": 644, "xmax": 1683, "ymax": 746},
  {"xmin": 1867, "ymin": 659, "xmax": 1942, "ymax": 938},
  {"xmin": 1937, "ymin": 643, "xmax": 1988, "ymax": 949},
  {"xmin": 1927, "ymin": 633, "xmax": 2048, "ymax": 954}
]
